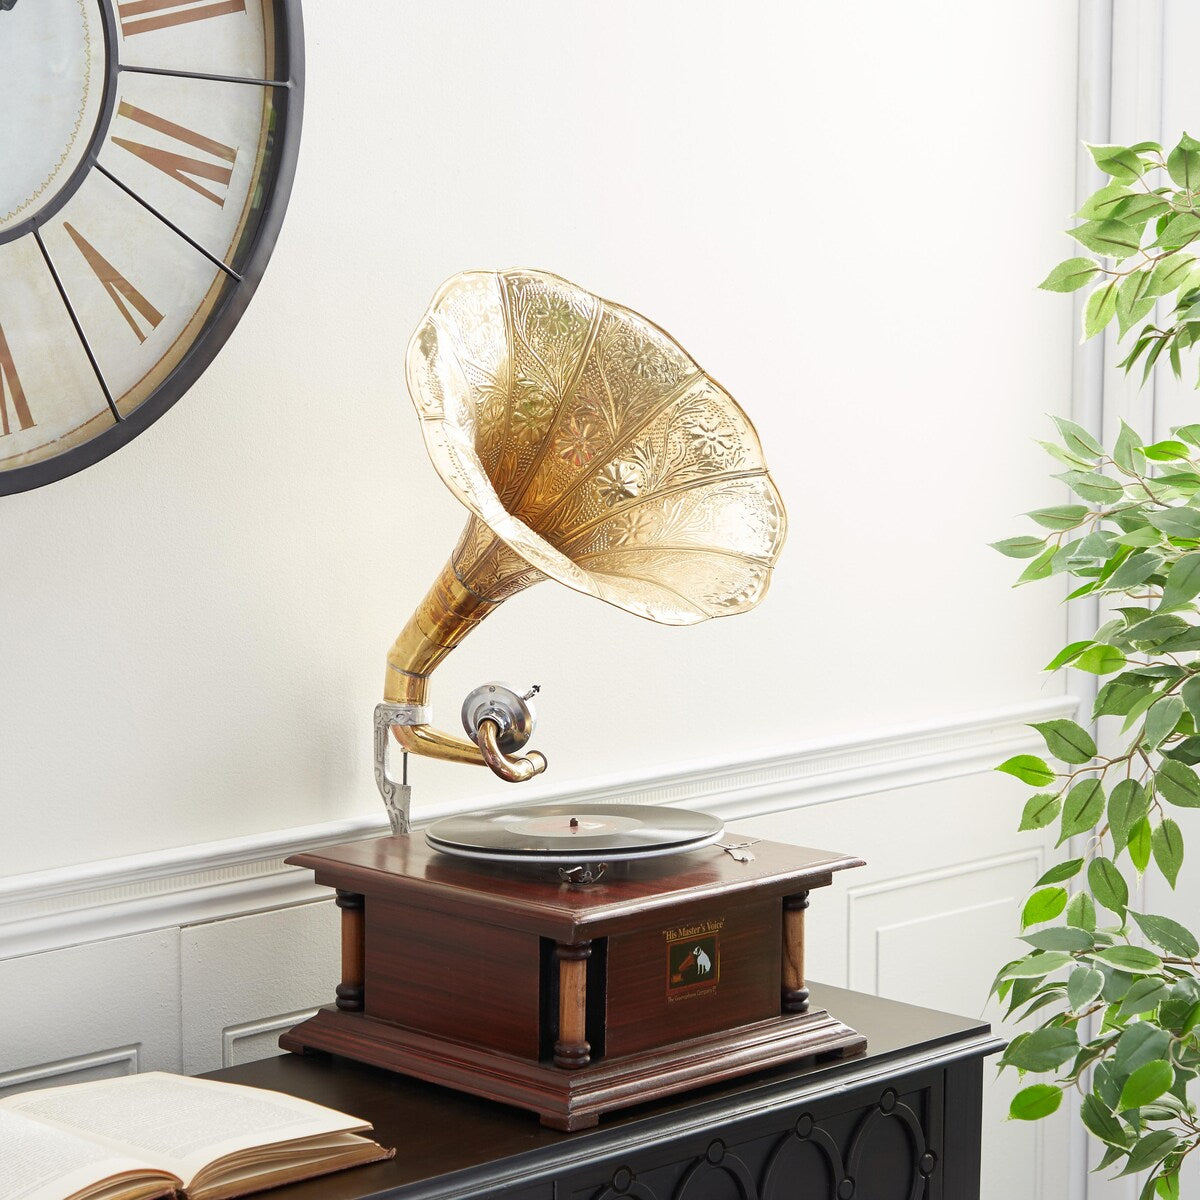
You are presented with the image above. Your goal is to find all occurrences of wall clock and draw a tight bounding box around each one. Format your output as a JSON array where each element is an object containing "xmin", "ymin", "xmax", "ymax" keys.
[{"xmin": 0, "ymin": 0, "xmax": 303, "ymax": 495}]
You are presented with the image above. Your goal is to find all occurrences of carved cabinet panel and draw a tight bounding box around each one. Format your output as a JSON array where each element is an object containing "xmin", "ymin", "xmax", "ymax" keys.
[{"xmin": 569, "ymin": 1068, "xmax": 948, "ymax": 1200}]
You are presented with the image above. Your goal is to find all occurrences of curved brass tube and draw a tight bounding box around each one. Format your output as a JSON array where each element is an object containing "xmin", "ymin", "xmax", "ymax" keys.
[
  {"xmin": 477, "ymin": 719, "xmax": 548, "ymax": 782},
  {"xmin": 384, "ymin": 553, "xmax": 548, "ymax": 776},
  {"xmin": 384, "ymin": 557, "xmax": 500, "ymax": 767}
]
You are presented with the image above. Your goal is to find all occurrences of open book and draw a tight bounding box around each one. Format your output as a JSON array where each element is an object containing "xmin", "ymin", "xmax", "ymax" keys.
[{"xmin": 0, "ymin": 1072, "xmax": 394, "ymax": 1200}]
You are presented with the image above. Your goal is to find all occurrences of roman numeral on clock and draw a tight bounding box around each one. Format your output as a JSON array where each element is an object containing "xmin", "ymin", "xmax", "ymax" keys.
[
  {"xmin": 118, "ymin": 0, "xmax": 246, "ymax": 38},
  {"xmin": 64, "ymin": 224, "xmax": 165, "ymax": 344},
  {"xmin": 112, "ymin": 103, "xmax": 238, "ymax": 207},
  {"xmin": 0, "ymin": 324, "xmax": 34, "ymax": 436}
]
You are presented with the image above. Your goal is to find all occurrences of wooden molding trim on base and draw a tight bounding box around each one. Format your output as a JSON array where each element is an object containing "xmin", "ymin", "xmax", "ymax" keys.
[{"xmin": 279, "ymin": 1005, "xmax": 866, "ymax": 1131}]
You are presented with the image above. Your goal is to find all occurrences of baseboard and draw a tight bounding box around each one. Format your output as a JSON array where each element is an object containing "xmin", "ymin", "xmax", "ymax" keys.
[{"xmin": 0, "ymin": 694, "xmax": 1076, "ymax": 960}]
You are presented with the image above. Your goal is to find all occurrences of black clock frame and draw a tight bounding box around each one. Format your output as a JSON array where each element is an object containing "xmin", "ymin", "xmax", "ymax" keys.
[{"xmin": 0, "ymin": 0, "xmax": 305, "ymax": 496}]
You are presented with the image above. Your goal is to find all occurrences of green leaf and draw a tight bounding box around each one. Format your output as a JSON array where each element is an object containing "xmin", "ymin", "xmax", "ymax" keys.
[
  {"xmin": 1009, "ymin": 1084, "xmax": 1062, "ymax": 1121},
  {"xmin": 1075, "ymin": 645, "xmax": 1127, "ymax": 675},
  {"xmin": 997, "ymin": 755, "xmax": 1056, "ymax": 787},
  {"xmin": 1039, "ymin": 257, "xmax": 1103, "ymax": 293},
  {"xmin": 1142, "ymin": 439, "xmax": 1192, "ymax": 462},
  {"xmin": 1114, "ymin": 419, "xmax": 1147, "ymax": 472},
  {"xmin": 1092, "ymin": 945, "xmax": 1162, "ymax": 974},
  {"xmin": 1079, "ymin": 181, "xmax": 1134, "ymax": 219},
  {"xmin": 992, "ymin": 535, "xmax": 1048, "ymax": 559},
  {"xmin": 1129, "ymin": 816, "xmax": 1153, "ymax": 873},
  {"xmin": 1176, "ymin": 423, "xmax": 1200, "ymax": 447},
  {"xmin": 1035, "ymin": 857, "xmax": 1084, "ymax": 886},
  {"xmin": 1156, "ymin": 759, "xmax": 1200, "ymax": 807},
  {"xmin": 1153, "ymin": 818, "xmax": 1184, "ymax": 888},
  {"xmin": 1119, "ymin": 1130, "xmax": 1179, "ymax": 1175},
  {"xmin": 1110, "ymin": 779, "xmax": 1151, "ymax": 855},
  {"xmin": 1104, "ymin": 550, "xmax": 1164, "ymax": 592},
  {"xmin": 1129, "ymin": 911, "xmax": 1200, "ymax": 958},
  {"xmin": 1060, "ymin": 779, "xmax": 1105, "ymax": 842},
  {"xmin": 1032, "ymin": 719, "xmax": 1097, "ymax": 765},
  {"xmin": 1158, "ymin": 212, "xmax": 1200, "ymax": 252},
  {"xmin": 1022, "ymin": 887, "xmax": 1068, "ymax": 929},
  {"xmin": 1161, "ymin": 552, "xmax": 1200, "ymax": 607},
  {"xmin": 1122, "ymin": 612, "xmax": 1190, "ymax": 646},
  {"xmin": 1180, "ymin": 676, "xmax": 1200, "ymax": 724},
  {"xmin": 1096, "ymin": 674, "xmax": 1156, "ymax": 719},
  {"xmin": 1020, "ymin": 792, "xmax": 1062, "ymax": 831},
  {"xmin": 1145, "ymin": 696, "xmax": 1185, "ymax": 751},
  {"xmin": 1003, "ymin": 951, "xmax": 1074, "ymax": 978},
  {"xmin": 1068, "ymin": 965, "xmax": 1105, "ymax": 1010},
  {"xmin": 1024, "ymin": 925, "xmax": 1092, "ymax": 951},
  {"xmin": 1067, "ymin": 891, "xmax": 1097, "ymax": 932},
  {"xmin": 1120, "ymin": 1060, "xmax": 1175, "ymax": 1111},
  {"xmin": 1016, "ymin": 546, "xmax": 1056, "ymax": 584},
  {"xmin": 1182, "ymin": 1000, "xmax": 1200, "ymax": 1034},
  {"xmin": 1089, "ymin": 144, "xmax": 1148, "ymax": 183},
  {"xmin": 1083, "ymin": 278, "xmax": 1121, "ymax": 338},
  {"xmin": 1168, "ymin": 132, "xmax": 1200, "ymax": 191},
  {"xmin": 1158, "ymin": 1173, "xmax": 1182, "ymax": 1200},
  {"xmin": 1115, "ymin": 1022, "xmax": 1171, "ymax": 1075},
  {"xmin": 1039, "ymin": 439, "xmax": 1097, "ymax": 469},
  {"xmin": 1147, "ymin": 507, "xmax": 1200, "ymax": 539},
  {"xmin": 1113, "ymin": 193, "xmax": 1173, "ymax": 226},
  {"xmin": 1003, "ymin": 1027, "xmax": 1080, "ymax": 1072},
  {"xmin": 1074, "ymin": 218, "xmax": 1144, "ymax": 260},
  {"xmin": 1163, "ymin": 734, "xmax": 1200, "ymax": 764},
  {"xmin": 1046, "ymin": 640, "xmax": 1093, "ymax": 671},
  {"xmin": 1052, "ymin": 415, "xmax": 1106, "ymax": 459},
  {"xmin": 1053, "ymin": 466, "xmax": 1108, "ymax": 505},
  {"xmin": 1118, "ymin": 978, "xmax": 1170, "ymax": 1018},
  {"xmin": 1118, "ymin": 272, "xmax": 1157, "ymax": 336},
  {"xmin": 1113, "ymin": 526, "xmax": 1164, "ymax": 547},
  {"xmin": 1081, "ymin": 1092, "xmax": 1130, "ymax": 1146},
  {"xmin": 1147, "ymin": 254, "xmax": 1198, "ymax": 297},
  {"xmin": 1089, "ymin": 857, "xmax": 1129, "ymax": 914},
  {"xmin": 1030, "ymin": 506, "xmax": 1090, "ymax": 532}
]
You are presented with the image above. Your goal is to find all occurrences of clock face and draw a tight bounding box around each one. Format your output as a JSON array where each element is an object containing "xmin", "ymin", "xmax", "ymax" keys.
[{"xmin": 0, "ymin": 0, "xmax": 303, "ymax": 494}]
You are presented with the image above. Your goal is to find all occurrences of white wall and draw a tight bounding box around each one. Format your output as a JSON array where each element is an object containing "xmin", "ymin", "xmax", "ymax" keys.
[
  {"xmin": 0, "ymin": 0, "xmax": 1077, "ymax": 873},
  {"xmin": 1, "ymin": 3, "xmax": 1083, "ymax": 1198}
]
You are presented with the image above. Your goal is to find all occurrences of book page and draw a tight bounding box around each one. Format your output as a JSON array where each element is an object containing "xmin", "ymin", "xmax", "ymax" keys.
[
  {"xmin": 0, "ymin": 1107, "xmax": 171, "ymax": 1200},
  {"xmin": 1, "ymin": 1074, "xmax": 370, "ymax": 1186}
]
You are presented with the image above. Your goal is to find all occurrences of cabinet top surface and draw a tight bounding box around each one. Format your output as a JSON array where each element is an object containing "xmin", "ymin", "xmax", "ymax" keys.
[
  {"xmin": 205, "ymin": 984, "xmax": 996, "ymax": 1200},
  {"xmin": 286, "ymin": 834, "xmax": 864, "ymax": 932}
]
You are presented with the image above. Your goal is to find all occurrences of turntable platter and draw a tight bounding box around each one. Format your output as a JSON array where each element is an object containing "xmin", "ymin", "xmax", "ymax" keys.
[{"xmin": 425, "ymin": 803, "xmax": 724, "ymax": 864}]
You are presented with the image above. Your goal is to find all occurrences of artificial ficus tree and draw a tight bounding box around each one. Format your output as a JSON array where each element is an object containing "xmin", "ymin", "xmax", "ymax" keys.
[{"xmin": 994, "ymin": 133, "xmax": 1200, "ymax": 1199}]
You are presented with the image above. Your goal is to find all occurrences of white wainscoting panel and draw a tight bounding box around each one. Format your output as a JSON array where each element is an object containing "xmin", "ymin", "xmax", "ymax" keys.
[
  {"xmin": 0, "ymin": 929, "xmax": 181, "ymax": 1097},
  {"xmin": 733, "ymin": 769, "xmax": 1071, "ymax": 1200},
  {"xmin": 180, "ymin": 901, "xmax": 340, "ymax": 1075}
]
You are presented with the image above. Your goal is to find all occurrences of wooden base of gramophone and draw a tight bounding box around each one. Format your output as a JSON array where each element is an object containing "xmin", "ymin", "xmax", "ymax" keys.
[{"xmin": 280, "ymin": 834, "xmax": 867, "ymax": 1131}]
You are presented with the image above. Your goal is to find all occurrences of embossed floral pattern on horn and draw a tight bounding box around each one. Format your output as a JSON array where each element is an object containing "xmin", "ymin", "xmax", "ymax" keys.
[{"xmin": 405, "ymin": 269, "xmax": 787, "ymax": 625}]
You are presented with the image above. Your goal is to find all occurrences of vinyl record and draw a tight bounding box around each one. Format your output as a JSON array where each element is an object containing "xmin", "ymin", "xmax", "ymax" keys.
[{"xmin": 426, "ymin": 803, "xmax": 724, "ymax": 864}]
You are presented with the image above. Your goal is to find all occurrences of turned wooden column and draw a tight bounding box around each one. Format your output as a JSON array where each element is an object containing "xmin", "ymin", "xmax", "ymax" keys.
[
  {"xmin": 553, "ymin": 941, "xmax": 592, "ymax": 1069},
  {"xmin": 335, "ymin": 890, "xmax": 365, "ymax": 1012},
  {"xmin": 782, "ymin": 891, "xmax": 810, "ymax": 1013}
]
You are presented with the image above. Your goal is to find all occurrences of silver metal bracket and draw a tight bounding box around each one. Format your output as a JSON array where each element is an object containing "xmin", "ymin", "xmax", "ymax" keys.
[
  {"xmin": 374, "ymin": 702, "xmax": 430, "ymax": 835},
  {"xmin": 558, "ymin": 862, "xmax": 607, "ymax": 887}
]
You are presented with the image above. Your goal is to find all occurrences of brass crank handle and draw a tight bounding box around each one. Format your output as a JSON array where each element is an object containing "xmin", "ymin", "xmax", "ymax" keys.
[{"xmin": 477, "ymin": 718, "xmax": 548, "ymax": 782}]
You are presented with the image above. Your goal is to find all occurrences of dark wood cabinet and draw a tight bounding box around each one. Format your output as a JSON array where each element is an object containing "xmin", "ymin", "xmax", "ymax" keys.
[{"xmin": 204, "ymin": 984, "xmax": 1000, "ymax": 1200}]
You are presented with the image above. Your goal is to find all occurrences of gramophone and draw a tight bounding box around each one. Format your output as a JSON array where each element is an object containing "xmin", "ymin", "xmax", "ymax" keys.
[{"xmin": 281, "ymin": 270, "xmax": 865, "ymax": 1129}]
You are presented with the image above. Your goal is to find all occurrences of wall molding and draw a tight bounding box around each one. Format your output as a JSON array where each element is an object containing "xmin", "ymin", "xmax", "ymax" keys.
[{"xmin": 0, "ymin": 693, "xmax": 1077, "ymax": 960}]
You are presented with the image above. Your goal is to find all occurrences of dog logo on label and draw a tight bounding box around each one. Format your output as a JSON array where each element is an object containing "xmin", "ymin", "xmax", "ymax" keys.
[{"xmin": 668, "ymin": 933, "xmax": 720, "ymax": 995}]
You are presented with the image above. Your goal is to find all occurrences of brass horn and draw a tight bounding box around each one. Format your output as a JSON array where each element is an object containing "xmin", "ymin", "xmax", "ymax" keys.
[{"xmin": 383, "ymin": 269, "xmax": 787, "ymax": 795}]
